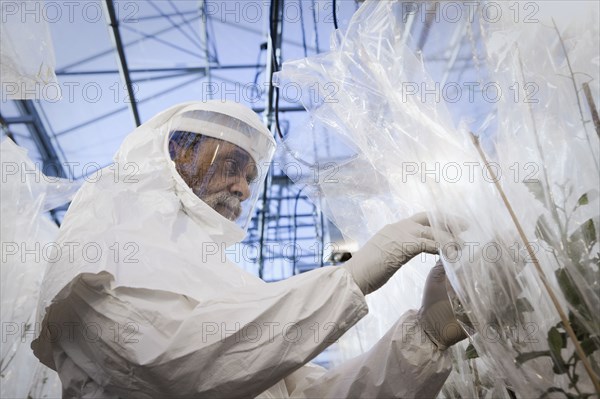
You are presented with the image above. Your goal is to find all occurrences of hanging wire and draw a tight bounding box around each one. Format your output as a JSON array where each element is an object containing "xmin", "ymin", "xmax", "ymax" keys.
[
  {"xmin": 205, "ymin": 5, "xmax": 219, "ymax": 64},
  {"xmin": 292, "ymin": 186, "xmax": 305, "ymax": 275},
  {"xmin": 332, "ymin": 0, "xmax": 339, "ymax": 30},
  {"xmin": 299, "ymin": 0, "xmax": 309, "ymax": 57},
  {"xmin": 251, "ymin": 45, "xmax": 266, "ymax": 101},
  {"xmin": 166, "ymin": 0, "xmax": 203, "ymax": 43},
  {"xmin": 311, "ymin": 0, "xmax": 320, "ymax": 54},
  {"xmin": 319, "ymin": 206, "xmax": 325, "ymax": 267},
  {"xmin": 268, "ymin": 0, "xmax": 285, "ymax": 141},
  {"xmin": 146, "ymin": 1, "xmax": 204, "ymax": 51}
]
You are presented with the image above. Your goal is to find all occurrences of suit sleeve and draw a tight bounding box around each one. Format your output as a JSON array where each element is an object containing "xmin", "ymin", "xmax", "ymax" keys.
[
  {"xmin": 41, "ymin": 267, "xmax": 368, "ymax": 398},
  {"xmin": 284, "ymin": 310, "xmax": 452, "ymax": 399}
]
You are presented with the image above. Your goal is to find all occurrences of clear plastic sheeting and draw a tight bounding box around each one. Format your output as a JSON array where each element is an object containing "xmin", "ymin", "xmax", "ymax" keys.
[
  {"xmin": 276, "ymin": 0, "xmax": 600, "ymax": 397},
  {"xmin": 1, "ymin": 138, "xmax": 78, "ymax": 398},
  {"xmin": 0, "ymin": 1, "xmax": 60, "ymax": 100}
]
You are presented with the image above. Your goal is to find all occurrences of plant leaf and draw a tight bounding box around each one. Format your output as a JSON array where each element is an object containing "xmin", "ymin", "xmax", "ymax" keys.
[
  {"xmin": 548, "ymin": 327, "xmax": 565, "ymax": 352},
  {"xmin": 465, "ymin": 343, "xmax": 479, "ymax": 359},
  {"xmin": 547, "ymin": 327, "xmax": 567, "ymax": 374},
  {"xmin": 568, "ymin": 311, "xmax": 589, "ymax": 340},
  {"xmin": 556, "ymin": 268, "xmax": 583, "ymax": 309},
  {"xmin": 577, "ymin": 193, "xmax": 589, "ymax": 206},
  {"xmin": 560, "ymin": 332, "xmax": 567, "ymax": 348},
  {"xmin": 575, "ymin": 189, "xmax": 599, "ymax": 209},
  {"xmin": 525, "ymin": 180, "xmax": 547, "ymax": 205},
  {"xmin": 516, "ymin": 297, "xmax": 534, "ymax": 313},
  {"xmin": 581, "ymin": 337, "xmax": 599, "ymax": 355},
  {"xmin": 551, "ymin": 356, "xmax": 568, "ymax": 374},
  {"xmin": 569, "ymin": 218, "xmax": 597, "ymax": 254},
  {"xmin": 515, "ymin": 350, "xmax": 550, "ymax": 364}
]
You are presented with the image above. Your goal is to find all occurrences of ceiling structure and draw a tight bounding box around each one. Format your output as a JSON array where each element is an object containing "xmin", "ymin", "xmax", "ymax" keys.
[{"xmin": 0, "ymin": 0, "xmax": 488, "ymax": 282}]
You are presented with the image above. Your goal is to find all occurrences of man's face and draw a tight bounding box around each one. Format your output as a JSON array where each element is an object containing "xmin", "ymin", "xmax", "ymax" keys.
[{"xmin": 171, "ymin": 136, "xmax": 258, "ymax": 221}]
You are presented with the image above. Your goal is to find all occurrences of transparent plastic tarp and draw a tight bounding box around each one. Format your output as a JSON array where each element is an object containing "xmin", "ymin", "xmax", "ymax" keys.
[
  {"xmin": 1, "ymin": 138, "xmax": 79, "ymax": 397},
  {"xmin": 276, "ymin": 0, "xmax": 599, "ymax": 397},
  {"xmin": 0, "ymin": 1, "xmax": 60, "ymax": 100}
]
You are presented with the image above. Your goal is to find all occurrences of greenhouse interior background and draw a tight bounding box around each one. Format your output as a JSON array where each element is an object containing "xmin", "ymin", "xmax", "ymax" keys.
[{"xmin": 1, "ymin": 0, "xmax": 599, "ymax": 398}]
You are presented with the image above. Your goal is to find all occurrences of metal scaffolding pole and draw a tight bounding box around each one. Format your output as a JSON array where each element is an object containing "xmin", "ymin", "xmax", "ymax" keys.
[
  {"xmin": 55, "ymin": 64, "xmax": 266, "ymax": 76},
  {"xmin": 15, "ymin": 101, "xmax": 66, "ymax": 179},
  {"xmin": 200, "ymin": 0, "xmax": 212, "ymax": 98},
  {"xmin": 103, "ymin": 0, "xmax": 141, "ymax": 127},
  {"xmin": 258, "ymin": 0, "xmax": 284, "ymax": 278},
  {"xmin": 11, "ymin": 101, "xmax": 68, "ymax": 224}
]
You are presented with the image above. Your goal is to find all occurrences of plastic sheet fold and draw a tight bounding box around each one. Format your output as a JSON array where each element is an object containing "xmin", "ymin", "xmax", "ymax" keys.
[
  {"xmin": 1, "ymin": 138, "xmax": 78, "ymax": 398},
  {"xmin": 276, "ymin": 0, "xmax": 600, "ymax": 396},
  {"xmin": 0, "ymin": 1, "xmax": 60, "ymax": 100}
]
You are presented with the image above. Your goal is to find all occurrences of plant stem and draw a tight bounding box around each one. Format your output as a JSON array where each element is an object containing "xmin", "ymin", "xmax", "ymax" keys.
[
  {"xmin": 515, "ymin": 48, "xmax": 568, "ymax": 246},
  {"xmin": 567, "ymin": 362, "xmax": 583, "ymax": 396},
  {"xmin": 552, "ymin": 19, "xmax": 600, "ymax": 172},
  {"xmin": 471, "ymin": 133, "xmax": 600, "ymax": 394},
  {"xmin": 582, "ymin": 82, "xmax": 600, "ymax": 139}
]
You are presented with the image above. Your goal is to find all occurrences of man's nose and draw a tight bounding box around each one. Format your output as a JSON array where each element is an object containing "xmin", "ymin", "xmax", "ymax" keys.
[{"xmin": 229, "ymin": 176, "xmax": 250, "ymax": 201}]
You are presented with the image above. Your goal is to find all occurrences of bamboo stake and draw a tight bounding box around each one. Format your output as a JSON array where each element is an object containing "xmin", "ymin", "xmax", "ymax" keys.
[
  {"xmin": 470, "ymin": 133, "xmax": 600, "ymax": 394},
  {"xmin": 552, "ymin": 19, "xmax": 600, "ymax": 173},
  {"xmin": 582, "ymin": 82, "xmax": 600, "ymax": 139}
]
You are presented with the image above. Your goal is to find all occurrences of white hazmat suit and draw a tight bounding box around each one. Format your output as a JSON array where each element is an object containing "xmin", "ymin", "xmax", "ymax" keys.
[{"xmin": 32, "ymin": 101, "xmax": 454, "ymax": 398}]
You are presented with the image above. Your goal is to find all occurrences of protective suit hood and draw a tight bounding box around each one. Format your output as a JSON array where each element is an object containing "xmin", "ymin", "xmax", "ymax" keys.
[
  {"xmin": 33, "ymin": 101, "xmax": 275, "ymax": 367},
  {"xmin": 117, "ymin": 101, "xmax": 275, "ymax": 244}
]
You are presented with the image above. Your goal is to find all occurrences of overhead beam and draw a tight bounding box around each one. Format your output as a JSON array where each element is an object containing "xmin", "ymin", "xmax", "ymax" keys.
[
  {"xmin": 55, "ymin": 64, "xmax": 266, "ymax": 76},
  {"xmin": 55, "ymin": 74, "xmax": 205, "ymax": 138},
  {"xmin": 103, "ymin": 0, "xmax": 141, "ymax": 127},
  {"xmin": 417, "ymin": 2, "xmax": 438, "ymax": 51},
  {"xmin": 57, "ymin": 14, "xmax": 202, "ymax": 73},
  {"xmin": 15, "ymin": 101, "xmax": 67, "ymax": 178}
]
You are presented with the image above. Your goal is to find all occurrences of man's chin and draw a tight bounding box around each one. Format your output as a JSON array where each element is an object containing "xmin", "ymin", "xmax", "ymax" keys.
[{"xmin": 214, "ymin": 203, "xmax": 241, "ymax": 221}]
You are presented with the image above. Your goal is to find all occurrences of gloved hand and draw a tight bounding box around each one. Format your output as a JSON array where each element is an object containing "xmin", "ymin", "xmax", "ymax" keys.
[
  {"xmin": 418, "ymin": 261, "xmax": 468, "ymax": 350},
  {"xmin": 342, "ymin": 213, "xmax": 457, "ymax": 295}
]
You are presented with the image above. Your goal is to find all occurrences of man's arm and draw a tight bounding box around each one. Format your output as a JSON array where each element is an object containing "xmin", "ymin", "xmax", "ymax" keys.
[
  {"xmin": 285, "ymin": 310, "xmax": 452, "ymax": 399},
  {"xmin": 44, "ymin": 267, "xmax": 367, "ymax": 398},
  {"xmin": 283, "ymin": 262, "xmax": 465, "ymax": 399}
]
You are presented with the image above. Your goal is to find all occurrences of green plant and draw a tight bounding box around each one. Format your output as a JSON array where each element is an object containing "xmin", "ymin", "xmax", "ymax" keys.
[{"xmin": 513, "ymin": 187, "xmax": 600, "ymax": 398}]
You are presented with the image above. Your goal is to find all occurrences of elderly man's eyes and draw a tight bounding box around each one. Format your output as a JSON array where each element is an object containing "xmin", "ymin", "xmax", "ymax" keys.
[
  {"xmin": 223, "ymin": 160, "xmax": 247, "ymax": 178},
  {"xmin": 222, "ymin": 159, "xmax": 257, "ymax": 184},
  {"xmin": 221, "ymin": 159, "xmax": 237, "ymax": 173}
]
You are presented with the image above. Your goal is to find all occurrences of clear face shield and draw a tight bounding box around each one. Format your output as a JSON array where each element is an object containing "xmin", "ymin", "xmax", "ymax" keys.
[{"xmin": 166, "ymin": 109, "xmax": 275, "ymax": 231}]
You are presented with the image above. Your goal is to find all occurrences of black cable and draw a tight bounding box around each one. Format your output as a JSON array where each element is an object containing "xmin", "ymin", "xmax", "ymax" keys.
[
  {"xmin": 269, "ymin": 0, "xmax": 280, "ymax": 72},
  {"xmin": 267, "ymin": 0, "xmax": 285, "ymax": 141},
  {"xmin": 310, "ymin": 0, "xmax": 320, "ymax": 53},
  {"xmin": 260, "ymin": 0, "xmax": 282, "ymax": 279},
  {"xmin": 292, "ymin": 186, "xmax": 305, "ymax": 275},
  {"xmin": 274, "ymin": 87, "xmax": 284, "ymax": 140},
  {"xmin": 251, "ymin": 46, "xmax": 266, "ymax": 101},
  {"xmin": 332, "ymin": 0, "xmax": 338, "ymax": 30},
  {"xmin": 299, "ymin": 0, "xmax": 308, "ymax": 57},
  {"xmin": 319, "ymin": 208, "xmax": 325, "ymax": 267}
]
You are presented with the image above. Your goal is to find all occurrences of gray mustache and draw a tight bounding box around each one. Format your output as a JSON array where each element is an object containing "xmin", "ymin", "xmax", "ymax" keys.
[{"xmin": 202, "ymin": 191, "xmax": 242, "ymax": 219}]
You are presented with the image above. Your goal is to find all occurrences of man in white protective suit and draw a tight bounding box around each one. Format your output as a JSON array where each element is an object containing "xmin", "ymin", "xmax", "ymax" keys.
[{"xmin": 32, "ymin": 101, "xmax": 468, "ymax": 398}]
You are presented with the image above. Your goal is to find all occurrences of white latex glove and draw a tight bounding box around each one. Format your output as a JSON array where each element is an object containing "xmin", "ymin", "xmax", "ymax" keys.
[
  {"xmin": 342, "ymin": 213, "xmax": 457, "ymax": 295},
  {"xmin": 418, "ymin": 261, "xmax": 468, "ymax": 350}
]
